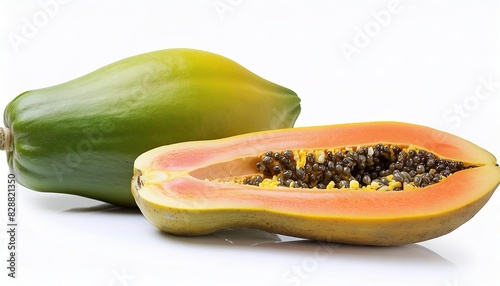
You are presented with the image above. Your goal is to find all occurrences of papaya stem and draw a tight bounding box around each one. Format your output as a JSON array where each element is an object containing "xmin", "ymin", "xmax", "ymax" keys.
[{"xmin": 0, "ymin": 127, "xmax": 13, "ymax": 151}]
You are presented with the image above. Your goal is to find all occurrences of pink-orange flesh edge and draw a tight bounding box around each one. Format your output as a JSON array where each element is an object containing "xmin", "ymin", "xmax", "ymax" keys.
[{"xmin": 138, "ymin": 122, "xmax": 499, "ymax": 218}]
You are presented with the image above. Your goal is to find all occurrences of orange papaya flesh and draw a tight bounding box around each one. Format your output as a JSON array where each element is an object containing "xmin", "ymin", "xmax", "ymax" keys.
[{"xmin": 132, "ymin": 121, "xmax": 500, "ymax": 246}]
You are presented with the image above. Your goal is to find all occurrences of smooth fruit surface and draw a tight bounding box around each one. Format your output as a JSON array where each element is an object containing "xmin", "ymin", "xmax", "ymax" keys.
[
  {"xmin": 132, "ymin": 121, "xmax": 500, "ymax": 245},
  {"xmin": 3, "ymin": 48, "xmax": 300, "ymax": 207}
]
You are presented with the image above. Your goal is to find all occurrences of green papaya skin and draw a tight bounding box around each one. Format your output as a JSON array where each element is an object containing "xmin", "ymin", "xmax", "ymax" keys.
[{"xmin": 2, "ymin": 48, "xmax": 301, "ymax": 207}]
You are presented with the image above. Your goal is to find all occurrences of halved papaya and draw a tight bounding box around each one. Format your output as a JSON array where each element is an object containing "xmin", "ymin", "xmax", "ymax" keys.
[{"xmin": 131, "ymin": 121, "xmax": 500, "ymax": 246}]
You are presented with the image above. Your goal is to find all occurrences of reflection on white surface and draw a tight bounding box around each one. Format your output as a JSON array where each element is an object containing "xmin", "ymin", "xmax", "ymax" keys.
[
  {"xmin": 10, "ymin": 188, "xmax": 466, "ymax": 286},
  {"xmin": 167, "ymin": 229, "xmax": 459, "ymax": 286}
]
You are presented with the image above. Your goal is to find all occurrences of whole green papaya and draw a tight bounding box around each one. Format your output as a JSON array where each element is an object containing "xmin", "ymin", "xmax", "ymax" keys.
[{"xmin": 1, "ymin": 48, "xmax": 300, "ymax": 207}]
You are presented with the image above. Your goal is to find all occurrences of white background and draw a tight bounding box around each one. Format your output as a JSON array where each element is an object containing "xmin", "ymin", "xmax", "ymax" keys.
[{"xmin": 1, "ymin": 1, "xmax": 499, "ymax": 285}]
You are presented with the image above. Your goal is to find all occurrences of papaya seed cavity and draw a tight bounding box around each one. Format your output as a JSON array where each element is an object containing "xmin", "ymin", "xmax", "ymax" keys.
[{"xmin": 244, "ymin": 144, "xmax": 474, "ymax": 191}]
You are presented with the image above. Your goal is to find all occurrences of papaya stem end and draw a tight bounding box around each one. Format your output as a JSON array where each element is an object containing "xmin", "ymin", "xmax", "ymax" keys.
[{"xmin": 0, "ymin": 127, "xmax": 13, "ymax": 152}]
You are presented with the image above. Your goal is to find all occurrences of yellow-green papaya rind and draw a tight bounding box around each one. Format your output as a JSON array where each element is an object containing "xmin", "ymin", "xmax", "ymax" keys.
[
  {"xmin": 3, "ymin": 48, "xmax": 300, "ymax": 207},
  {"xmin": 133, "ymin": 166, "xmax": 499, "ymax": 246}
]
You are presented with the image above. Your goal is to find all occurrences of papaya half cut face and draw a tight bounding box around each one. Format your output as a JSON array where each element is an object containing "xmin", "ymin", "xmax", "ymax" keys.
[{"xmin": 132, "ymin": 121, "xmax": 500, "ymax": 246}]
